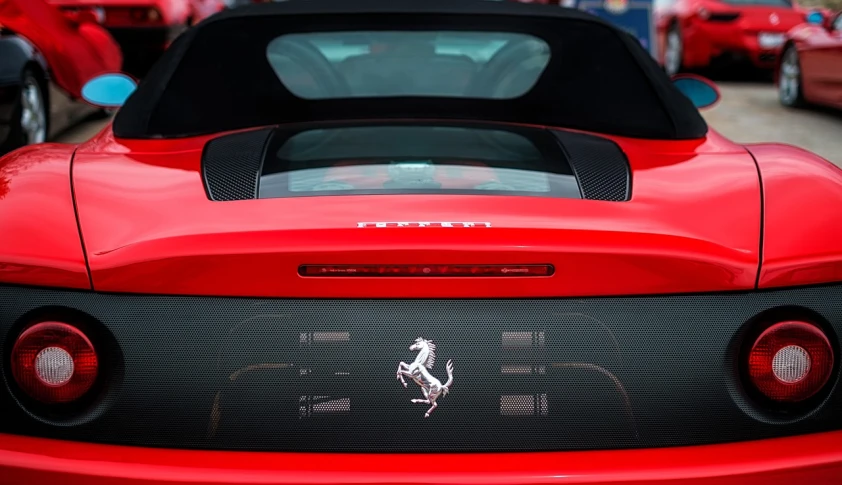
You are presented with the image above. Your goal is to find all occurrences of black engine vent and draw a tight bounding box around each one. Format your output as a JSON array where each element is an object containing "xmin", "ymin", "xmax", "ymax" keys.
[
  {"xmin": 201, "ymin": 128, "xmax": 274, "ymax": 201},
  {"xmin": 553, "ymin": 130, "xmax": 631, "ymax": 201}
]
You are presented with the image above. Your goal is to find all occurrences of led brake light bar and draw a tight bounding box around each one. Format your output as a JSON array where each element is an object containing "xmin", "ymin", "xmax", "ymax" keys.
[{"xmin": 299, "ymin": 264, "xmax": 554, "ymax": 277}]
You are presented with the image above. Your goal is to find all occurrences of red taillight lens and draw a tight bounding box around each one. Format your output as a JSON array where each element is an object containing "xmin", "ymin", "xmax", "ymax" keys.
[
  {"xmin": 11, "ymin": 322, "xmax": 99, "ymax": 404},
  {"xmin": 299, "ymin": 264, "xmax": 555, "ymax": 277},
  {"xmin": 747, "ymin": 321, "xmax": 834, "ymax": 403},
  {"xmin": 129, "ymin": 7, "xmax": 161, "ymax": 23}
]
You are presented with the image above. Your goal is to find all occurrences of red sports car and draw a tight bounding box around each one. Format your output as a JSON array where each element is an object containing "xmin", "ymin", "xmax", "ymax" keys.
[
  {"xmin": 3, "ymin": 1, "xmax": 842, "ymax": 483},
  {"xmin": 46, "ymin": 0, "xmax": 226, "ymax": 76},
  {"xmin": 777, "ymin": 10, "xmax": 842, "ymax": 109},
  {"xmin": 0, "ymin": 0, "xmax": 121, "ymax": 154},
  {"xmin": 655, "ymin": 0, "xmax": 825, "ymax": 75}
]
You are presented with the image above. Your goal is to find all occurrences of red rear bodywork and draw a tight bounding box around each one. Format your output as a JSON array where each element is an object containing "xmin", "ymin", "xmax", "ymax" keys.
[
  {"xmin": 62, "ymin": 126, "xmax": 762, "ymax": 298},
  {"xmin": 2, "ymin": 430, "xmax": 842, "ymax": 485},
  {"xmin": 656, "ymin": 0, "xmax": 813, "ymax": 70},
  {"xmin": 3, "ymin": 121, "xmax": 842, "ymax": 483},
  {"xmin": 5, "ymin": 122, "xmax": 842, "ymax": 297}
]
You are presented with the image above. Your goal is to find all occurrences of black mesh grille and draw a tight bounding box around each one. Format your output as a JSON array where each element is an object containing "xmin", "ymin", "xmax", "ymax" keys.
[
  {"xmin": 554, "ymin": 130, "xmax": 630, "ymax": 201},
  {"xmin": 202, "ymin": 128, "xmax": 273, "ymax": 201},
  {"xmin": 1, "ymin": 286, "xmax": 841, "ymax": 452}
]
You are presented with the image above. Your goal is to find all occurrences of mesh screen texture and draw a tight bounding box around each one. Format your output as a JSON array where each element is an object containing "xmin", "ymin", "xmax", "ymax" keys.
[
  {"xmin": 202, "ymin": 128, "xmax": 273, "ymax": 201},
  {"xmin": 554, "ymin": 130, "xmax": 630, "ymax": 201},
  {"xmin": 1, "ymin": 285, "xmax": 840, "ymax": 452}
]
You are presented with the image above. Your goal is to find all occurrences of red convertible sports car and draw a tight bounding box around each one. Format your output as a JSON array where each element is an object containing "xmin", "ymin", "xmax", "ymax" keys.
[
  {"xmin": 47, "ymin": 0, "xmax": 226, "ymax": 76},
  {"xmin": 778, "ymin": 10, "xmax": 842, "ymax": 109},
  {"xmin": 655, "ymin": 0, "xmax": 826, "ymax": 75},
  {"xmin": 2, "ymin": 1, "xmax": 842, "ymax": 483}
]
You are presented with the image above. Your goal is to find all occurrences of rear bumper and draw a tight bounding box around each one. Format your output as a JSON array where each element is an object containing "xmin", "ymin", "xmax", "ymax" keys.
[
  {"xmin": 683, "ymin": 22, "xmax": 789, "ymax": 69},
  {"xmin": 3, "ymin": 431, "xmax": 842, "ymax": 485}
]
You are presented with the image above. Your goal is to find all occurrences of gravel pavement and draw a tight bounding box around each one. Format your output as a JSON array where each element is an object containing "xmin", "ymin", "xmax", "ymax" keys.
[
  {"xmin": 702, "ymin": 83, "xmax": 842, "ymax": 166},
  {"xmin": 54, "ymin": 82, "xmax": 842, "ymax": 166}
]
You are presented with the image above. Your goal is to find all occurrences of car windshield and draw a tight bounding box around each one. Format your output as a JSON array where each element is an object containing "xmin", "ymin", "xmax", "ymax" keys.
[
  {"xmin": 258, "ymin": 125, "xmax": 581, "ymax": 199},
  {"xmin": 266, "ymin": 31, "xmax": 551, "ymax": 99}
]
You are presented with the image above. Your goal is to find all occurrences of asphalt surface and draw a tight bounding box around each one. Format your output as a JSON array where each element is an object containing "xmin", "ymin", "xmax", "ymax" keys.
[{"xmin": 54, "ymin": 82, "xmax": 842, "ymax": 166}]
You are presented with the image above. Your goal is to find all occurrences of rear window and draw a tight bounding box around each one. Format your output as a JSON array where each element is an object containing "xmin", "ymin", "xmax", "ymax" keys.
[
  {"xmin": 266, "ymin": 31, "xmax": 551, "ymax": 99},
  {"xmin": 258, "ymin": 125, "xmax": 581, "ymax": 199}
]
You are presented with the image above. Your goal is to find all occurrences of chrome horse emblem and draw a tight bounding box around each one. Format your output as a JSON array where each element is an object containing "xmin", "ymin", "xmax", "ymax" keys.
[{"xmin": 396, "ymin": 337, "xmax": 454, "ymax": 418}]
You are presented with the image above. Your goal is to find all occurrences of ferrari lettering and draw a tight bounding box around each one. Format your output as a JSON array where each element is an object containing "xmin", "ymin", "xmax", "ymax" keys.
[{"xmin": 356, "ymin": 222, "xmax": 492, "ymax": 228}]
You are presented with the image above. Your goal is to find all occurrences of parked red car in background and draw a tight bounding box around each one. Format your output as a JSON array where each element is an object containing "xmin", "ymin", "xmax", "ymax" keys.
[
  {"xmin": 655, "ymin": 0, "xmax": 824, "ymax": 75},
  {"xmin": 46, "ymin": 0, "xmax": 226, "ymax": 76},
  {"xmin": 0, "ymin": 0, "xmax": 121, "ymax": 154},
  {"xmin": 778, "ymin": 11, "xmax": 842, "ymax": 109}
]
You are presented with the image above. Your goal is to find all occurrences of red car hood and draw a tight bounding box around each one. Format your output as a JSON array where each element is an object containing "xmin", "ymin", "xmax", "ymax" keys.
[{"xmin": 70, "ymin": 128, "xmax": 762, "ymax": 298}]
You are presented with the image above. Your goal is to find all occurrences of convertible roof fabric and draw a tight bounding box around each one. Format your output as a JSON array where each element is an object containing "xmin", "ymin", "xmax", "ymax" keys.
[{"xmin": 113, "ymin": 0, "xmax": 708, "ymax": 140}]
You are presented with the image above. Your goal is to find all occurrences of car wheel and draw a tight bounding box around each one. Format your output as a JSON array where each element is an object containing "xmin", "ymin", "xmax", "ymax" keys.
[
  {"xmin": 1, "ymin": 69, "xmax": 48, "ymax": 153},
  {"xmin": 778, "ymin": 45, "xmax": 805, "ymax": 108},
  {"xmin": 664, "ymin": 24, "xmax": 683, "ymax": 77}
]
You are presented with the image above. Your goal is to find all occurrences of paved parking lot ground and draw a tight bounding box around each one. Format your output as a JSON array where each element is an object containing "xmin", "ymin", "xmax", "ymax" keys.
[
  {"xmin": 54, "ymin": 82, "xmax": 842, "ymax": 166},
  {"xmin": 702, "ymin": 83, "xmax": 842, "ymax": 166}
]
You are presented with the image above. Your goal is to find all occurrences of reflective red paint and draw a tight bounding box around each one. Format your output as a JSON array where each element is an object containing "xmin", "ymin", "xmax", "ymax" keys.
[
  {"xmin": 5, "ymin": 125, "xmax": 842, "ymax": 297},
  {"xmin": 58, "ymin": 127, "xmax": 764, "ymax": 298},
  {"xmin": 749, "ymin": 143, "xmax": 842, "ymax": 288},
  {"xmin": 2, "ymin": 431, "xmax": 842, "ymax": 484},
  {"xmin": 0, "ymin": 143, "xmax": 90, "ymax": 289}
]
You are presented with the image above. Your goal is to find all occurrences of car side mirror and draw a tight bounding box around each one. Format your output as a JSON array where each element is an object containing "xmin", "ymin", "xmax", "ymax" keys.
[
  {"xmin": 805, "ymin": 11, "xmax": 824, "ymax": 25},
  {"xmin": 671, "ymin": 74, "xmax": 720, "ymax": 110},
  {"xmin": 81, "ymin": 73, "xmax": 138, "ymax": 108}
]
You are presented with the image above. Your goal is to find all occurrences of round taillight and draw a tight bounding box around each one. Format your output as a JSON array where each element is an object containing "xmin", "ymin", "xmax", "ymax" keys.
[
  {"xmin": 747, "ymin": 321, "xmax": 834, "ymax": 403},
  {"xmin": 10, "ymin": 322, "xmax": 99, "ymax": 404}
]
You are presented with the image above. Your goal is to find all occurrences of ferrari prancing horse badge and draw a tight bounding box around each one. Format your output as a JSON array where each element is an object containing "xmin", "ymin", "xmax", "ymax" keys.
[{"xmin": 396, "ymin": 337, "xmax": 454, "ymax": 418}]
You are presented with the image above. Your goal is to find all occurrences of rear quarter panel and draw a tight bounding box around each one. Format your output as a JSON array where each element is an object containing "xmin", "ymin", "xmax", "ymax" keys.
[
  {"xmin": 748, "ymin": 143, "xmax": 842, "ymax": 287},
  {"xmin": 0, "ymin": 143, "xmax": 90, "ymax": 289}
]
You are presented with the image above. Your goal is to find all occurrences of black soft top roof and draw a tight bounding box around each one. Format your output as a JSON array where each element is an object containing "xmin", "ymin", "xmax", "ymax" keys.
[{"xmin": 113, "ymin": 0, "xmax": 708, "ymax": 140}]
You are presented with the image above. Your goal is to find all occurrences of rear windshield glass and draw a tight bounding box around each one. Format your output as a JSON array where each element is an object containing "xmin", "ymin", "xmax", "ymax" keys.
[
  {"xmin": 258, "ymin": 125, "xmax": 581, "ymax": 199},
  {"xmin": 266, "ymin": 31, "xmax": 551, "ymax": 99}
]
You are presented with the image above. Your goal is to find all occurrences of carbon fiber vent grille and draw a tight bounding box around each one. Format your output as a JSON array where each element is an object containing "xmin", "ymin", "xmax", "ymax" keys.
[
  {"xmin": 202, "ymin": 128, "xmax": 273, "ymax": 201},
  {"xmin": 554, "ymin": 130, "xmax": 630, "ymax": 201},
  {"xmin": 1, "ymin": 286, "xmax": 841, "ymax": 452}
]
